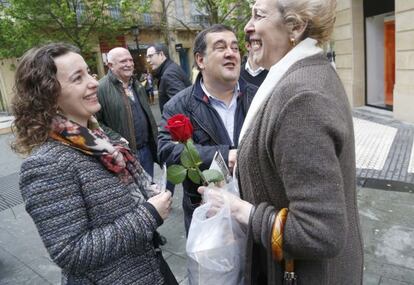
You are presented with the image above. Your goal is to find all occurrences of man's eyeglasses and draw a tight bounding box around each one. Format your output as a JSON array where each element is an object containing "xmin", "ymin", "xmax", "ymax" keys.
[{"xmin": 146, "ymin": 52, "xmax": 159, "ymax": 59}]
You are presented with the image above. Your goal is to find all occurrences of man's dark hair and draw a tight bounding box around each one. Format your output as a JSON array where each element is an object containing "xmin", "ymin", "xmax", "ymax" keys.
[
  {"xmin": 193, "ymin": 24, "xmax": 235, "ymax": 70},
  {"xmin": 148, "ymin": 43, "xmax": 169, "ymax": 58}
]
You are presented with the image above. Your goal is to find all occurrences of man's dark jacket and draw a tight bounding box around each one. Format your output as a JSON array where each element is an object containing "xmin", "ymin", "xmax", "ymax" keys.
[
  {"xmin": 158, "ymin": 74, "xmax": 257, "ymax": 204},
  {"xmin": 96, "ymin": 70, "xmax": 158, "ymax": 162},
  {"xmin": 240, "ymin": 61, "xmax": 268, "ymax": 87},
  {"xmin": 154, "ymin": 58, "xmax": 191, "ymax": 113}
]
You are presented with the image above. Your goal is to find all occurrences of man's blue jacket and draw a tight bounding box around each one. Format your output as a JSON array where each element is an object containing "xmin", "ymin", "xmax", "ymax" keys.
[{"xmin": 158, "ymin": 73, "xmax": 257, "ymax": 203}]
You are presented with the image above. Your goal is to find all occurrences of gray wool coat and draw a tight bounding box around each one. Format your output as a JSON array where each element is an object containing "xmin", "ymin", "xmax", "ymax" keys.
[
  {"xmin": 238, "ymin": 54, "xmax": 364, "ymax": 284},
  {"xmin": 19, "ymin": 141, "xmax": 166, "ymax": 285}
]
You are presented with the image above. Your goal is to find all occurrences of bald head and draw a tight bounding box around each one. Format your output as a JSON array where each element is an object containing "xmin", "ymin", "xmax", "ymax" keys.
[
  {"xmin": 107, "ymin": 47, "xmax": 134, "ymax": 83},
  {"xmin": 107, "ymin": 47, "xmax": 129, "ymax": 64}
]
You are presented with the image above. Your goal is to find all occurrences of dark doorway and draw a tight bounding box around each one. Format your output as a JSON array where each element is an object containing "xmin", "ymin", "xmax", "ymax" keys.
[
  {"xmin": 0, "ymin": 87, "xmax": 5, "ymax": 112},
  {"xmin": 178, "ymin": 48, "xmax": 190, "ymax": 79},
  {"xmin": 130, "ymin": 49, "xmax": 147, "ymax": 81}
]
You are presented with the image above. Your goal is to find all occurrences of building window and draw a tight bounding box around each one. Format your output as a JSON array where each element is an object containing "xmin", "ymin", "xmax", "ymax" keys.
[
  {"xmin": 189, "ymin": 0, "xmax": 208, "ymax": 26},
  {"xmin": 192, "ymin": 15, "xmax": 209, "ymax": 26},
  {"xmin": 175, "ymin": 0, "xmax": 185, "ymax": 19},
  {"xmin": 109, "ymin": 6, "xmax": 121, "ymax": 19},
  {"xmin": 0, "ymin": 0, "xmax": 11, "ymax": 7},
  {"xmin": 143, "ymin": 13, "xmax": 152, "ymax": 25},
  {"xmin": 75, "ymin": 2, "xmax": 85, "ymax": 22}
]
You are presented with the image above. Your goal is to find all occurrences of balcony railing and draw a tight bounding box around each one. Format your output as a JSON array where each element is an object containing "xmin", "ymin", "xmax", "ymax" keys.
[
  {"xmin": 191, "ymin": 14, "xmax": 209, "ymax": 26},
  {"xmin": 74, "ymin": 3, "xmax": 162, "ymax": 27},
  {"xmin": 134, "ymin": 12, "xmax": 162, "ymax": 27}
]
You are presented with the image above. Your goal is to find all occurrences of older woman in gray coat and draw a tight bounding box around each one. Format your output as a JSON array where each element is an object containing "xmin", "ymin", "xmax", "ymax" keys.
[{"xmin": 199, "ymin": 0, "xmax": 364, "ymax": 284}]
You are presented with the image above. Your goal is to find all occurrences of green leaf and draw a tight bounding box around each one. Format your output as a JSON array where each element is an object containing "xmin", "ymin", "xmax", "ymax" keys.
[
  {"xmin": 180, "ymin": 148, "xmax": 193, "ymax": 168},
  {"xmin": 188, "ymin": 168, "xmax": 201, "ymax": 184},
  {"xmin": 202, "ymin": 169, "xmax": 224, "ymax": 183},
  {"xmin": 186, "ymin": 140, "xmax": 202, "ymax": 165},
  {"xmin": 167, "ymin": 165, "xmax": 187, "ymax": 185}
]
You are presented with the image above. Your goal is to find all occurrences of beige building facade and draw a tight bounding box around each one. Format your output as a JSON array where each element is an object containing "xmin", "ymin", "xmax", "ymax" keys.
[
  {"xmin": 0, "ymin": 59, "xmax": 18, "ymax": 113},
  {"xmin": 334, "ymin": 0, "xmax": 414, "ymax": 123},
  {"xmin": 0, "ymin": 0, "xmax": 201, "ymax": 113},
  {"xmin": 5, "ymin": 0, "xmax": 412, "ymax": 122}
]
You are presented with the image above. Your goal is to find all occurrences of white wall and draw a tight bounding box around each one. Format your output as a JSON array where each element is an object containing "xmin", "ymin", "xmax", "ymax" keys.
[{"xmin": 365, "ymin": 14, "xmax": 386, "ymax": 106}]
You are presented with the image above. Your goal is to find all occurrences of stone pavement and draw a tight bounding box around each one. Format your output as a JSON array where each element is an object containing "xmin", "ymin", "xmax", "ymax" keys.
[
  {"xmin": 353, "ymin": 107, "xmax": 414, "ymax": 186},
  {"xmin": 0, "ymin": 105, "xmax": 414, "ymax": 284}
]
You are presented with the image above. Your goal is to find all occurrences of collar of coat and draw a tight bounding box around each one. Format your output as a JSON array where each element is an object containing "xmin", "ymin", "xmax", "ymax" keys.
[
  {"xmin": 153, "ymin": 58, "xmax": 172, "ymax": 79},
  {"xmin": 107, "ymin": 70, "xmax": 135, "ymax": 87},
  {"xmin": 192, "ymin": 72, "xmax": 251, "ymax": 104}
]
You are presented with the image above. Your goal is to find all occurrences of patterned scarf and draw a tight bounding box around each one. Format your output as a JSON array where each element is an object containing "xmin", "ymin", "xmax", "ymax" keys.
[{"xmin": 49, "ymin": 114, "xmax": 149, "ymax": 187}]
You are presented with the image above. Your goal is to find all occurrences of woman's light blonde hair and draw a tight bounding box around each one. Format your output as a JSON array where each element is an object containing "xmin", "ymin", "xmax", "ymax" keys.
[{"xmin": 277, "ymin": 0, "xmax": 337, "ymax": 45}]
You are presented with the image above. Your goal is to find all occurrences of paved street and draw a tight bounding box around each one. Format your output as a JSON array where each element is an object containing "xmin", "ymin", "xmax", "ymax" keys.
[{"xmin": 0, "ymin": 104, "xmax": 414, "ymax": 284}]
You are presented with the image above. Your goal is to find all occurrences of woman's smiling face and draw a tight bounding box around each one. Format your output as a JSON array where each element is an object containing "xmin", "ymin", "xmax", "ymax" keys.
[
  {"xmin": 55, "ymin": 52, "xmax": 100, "ymax": 127},
  {"xmin": 244, "ymin": 0, "xmax": 292, "ymax": 70}
]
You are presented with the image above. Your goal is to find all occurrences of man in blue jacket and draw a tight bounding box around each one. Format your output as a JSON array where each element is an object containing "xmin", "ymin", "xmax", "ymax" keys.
[{"xmin": 158, "ymin": 25, "xmax": 257, "ymax": 233}]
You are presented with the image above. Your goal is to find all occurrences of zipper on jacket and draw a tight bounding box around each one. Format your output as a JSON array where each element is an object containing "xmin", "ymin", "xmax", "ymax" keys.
[{"xmin": 190, "ymin": 111, "xmax": 223, "ymax": 146}]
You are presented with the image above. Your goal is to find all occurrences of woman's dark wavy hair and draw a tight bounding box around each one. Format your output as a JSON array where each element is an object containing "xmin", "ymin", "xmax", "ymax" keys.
[{"xmin": 11, "ymin": 43, "xmax": 80, "ymax": 155}]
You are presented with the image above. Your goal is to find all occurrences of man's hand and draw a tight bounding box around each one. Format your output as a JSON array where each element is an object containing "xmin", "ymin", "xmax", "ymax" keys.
[
  {"xmin": 228, "ymin": 149, "xmax": 237, "ymax": 172},
  {"xmin": 198, "ymin": 186, "xmax": 253, "ymax": 226}
]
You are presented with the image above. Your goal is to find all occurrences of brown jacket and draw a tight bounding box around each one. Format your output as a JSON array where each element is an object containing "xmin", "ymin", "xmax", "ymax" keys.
[{"xmin": 238, "ymin": 54, "xmax": 364, "ymax": 284}]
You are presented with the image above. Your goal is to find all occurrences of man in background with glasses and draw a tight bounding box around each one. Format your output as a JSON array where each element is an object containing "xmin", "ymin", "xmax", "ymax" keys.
[{"xmin": 146, "ymin": 44, "xmax": 191, "ymax": 113}]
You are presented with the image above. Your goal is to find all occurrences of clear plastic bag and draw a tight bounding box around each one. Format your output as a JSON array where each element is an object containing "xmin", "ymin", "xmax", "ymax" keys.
[{"xmin": 186, "ymin": 182, "xmax": 247, "ymax": 285}]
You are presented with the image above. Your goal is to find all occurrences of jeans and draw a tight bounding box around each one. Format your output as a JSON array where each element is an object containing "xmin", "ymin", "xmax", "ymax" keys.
[
  {"xmin": 182, "ymin": 191, "xmax": 202, "ymax": 236},
  {"xmin": 135, "ymin": 144, "xmax": 154, "ymax": 178}
]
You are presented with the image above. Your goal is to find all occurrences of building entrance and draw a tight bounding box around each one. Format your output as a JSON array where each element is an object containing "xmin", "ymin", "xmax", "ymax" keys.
[
  {"xmin": 0, "ymin": 77, "xmax": 6, "ymax": 112},
  {"xmin": 364, "ymin": 0, "xmax": 395, "ymax": 110}
]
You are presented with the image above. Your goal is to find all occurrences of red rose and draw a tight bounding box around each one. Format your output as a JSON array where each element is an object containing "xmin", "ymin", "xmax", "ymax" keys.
[{"xmin": 166, "ymin": 114, "xmax": 193, "ymax": 142}]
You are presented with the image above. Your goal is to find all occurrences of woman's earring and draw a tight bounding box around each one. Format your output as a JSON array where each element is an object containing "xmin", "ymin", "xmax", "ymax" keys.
[{"xmin": 290, "ymin": 38, "xmax": 296, "ymax": 47}]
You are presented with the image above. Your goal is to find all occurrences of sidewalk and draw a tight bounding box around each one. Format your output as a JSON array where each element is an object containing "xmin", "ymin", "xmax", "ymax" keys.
[
  {"xmin": 1, "ymin": 105, "xmax": 414, "ymax": 284},
  {"xmin": 0, "ymin": 116, "xmax": 13, "ymax": 135},
  {"xmin": 353, "ymin": 107, "xmax": 414, "ymax": 186}
]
